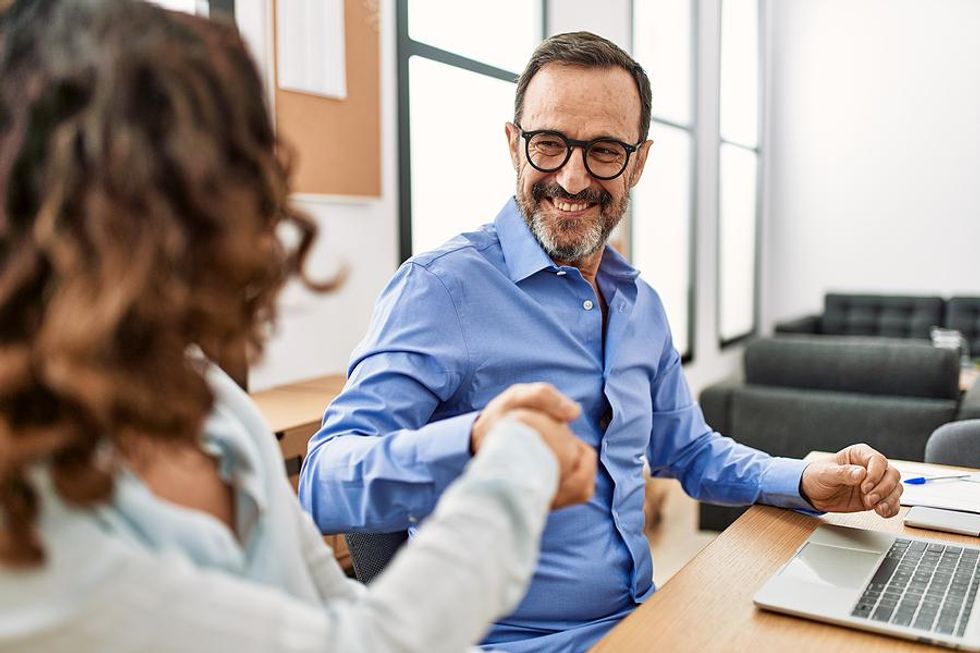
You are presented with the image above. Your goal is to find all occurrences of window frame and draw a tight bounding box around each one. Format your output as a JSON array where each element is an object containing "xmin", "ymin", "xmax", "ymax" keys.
[
  {"xmin": 717, "ymin": 0, "xmax": 765, "ymax": 349},
  {"xmin": 396, "ymin": 0, "xmax": 547, "ymax": 262},
  {"xmin": 629, "ymin": 0, "xmax": 699, "ymax": 364}
]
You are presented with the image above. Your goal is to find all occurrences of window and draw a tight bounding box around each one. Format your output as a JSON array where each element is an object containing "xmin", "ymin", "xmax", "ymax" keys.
[
  {"xmin": 398, "ymin": 0, "xmax": 544, "ymax": 257},
  {"xmin": 631, "ymin": 0, "xmax": 696, "ymax": 360},
  {"xmin": 718, "ymin": 0, "xmax": 761, "ymax": 345}
]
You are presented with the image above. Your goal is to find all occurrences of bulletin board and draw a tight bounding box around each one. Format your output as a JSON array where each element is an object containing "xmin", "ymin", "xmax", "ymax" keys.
[{"xmin": 272, "ymin": 0, "xmax": 381, "ymax": 197}]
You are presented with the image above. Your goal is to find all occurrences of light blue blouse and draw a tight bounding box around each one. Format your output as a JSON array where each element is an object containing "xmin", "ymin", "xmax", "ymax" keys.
[{"xmin": 0, "ymin": 361, "xmax": 558, "ymax": 652}]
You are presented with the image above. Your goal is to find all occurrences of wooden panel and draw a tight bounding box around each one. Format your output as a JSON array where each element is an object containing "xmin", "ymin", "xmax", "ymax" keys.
[
  {"xmin": 278, "ymin": 425, "xmax": 317, "ymax": 460},
  {"xmin": 284, "ymin": 375, "xmax": 348, "ymax": 395},
  {"xmin": 592, "ymin": 457, "xmax": 978, "ymax": 652},
  {"xmin": 272, "ymin": 0, "xmax": 380, "ymax": 196},
  {"xmin": 251, "ymin": 374, "xmax": 345, "ymax": 433},
  {"xmin": 251, "ymin": 388, "xmax": 328, "ymax": 434},
  {"xmin": 331, "ymin": 534, "xmax": 352, "ymax": 571}
]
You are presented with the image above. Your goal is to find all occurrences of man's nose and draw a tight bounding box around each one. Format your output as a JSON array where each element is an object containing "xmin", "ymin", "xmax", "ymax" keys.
[{"xmin": 553, "ymin": 148, "xmax": 592, "ymax": 196}]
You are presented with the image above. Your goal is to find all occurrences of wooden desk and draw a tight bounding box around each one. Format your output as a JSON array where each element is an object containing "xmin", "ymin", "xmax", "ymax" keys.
[
  {"xmin": 592, "ymin": 458, "xmax": 977, "ymax": 652},
  {"xmin": 249, "ymin": 374, "xmax": 352, "ymax": 570}
]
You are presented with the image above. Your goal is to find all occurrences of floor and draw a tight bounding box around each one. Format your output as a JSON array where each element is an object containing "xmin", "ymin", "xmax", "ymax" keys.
[{"xmin": 645, "ymin": 478, "xmax": 719, "ymax": 586}]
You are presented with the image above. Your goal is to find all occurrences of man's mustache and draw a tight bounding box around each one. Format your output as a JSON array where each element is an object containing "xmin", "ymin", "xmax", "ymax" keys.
[{"xmin": 531, "ymin": 182, "xmax": 612, "ymax": 209}]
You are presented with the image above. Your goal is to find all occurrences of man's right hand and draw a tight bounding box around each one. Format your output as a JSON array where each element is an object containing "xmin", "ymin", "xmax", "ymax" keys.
[{"xmin": 471, "ymin": 383, "xmax": 596, "ymax": 510}]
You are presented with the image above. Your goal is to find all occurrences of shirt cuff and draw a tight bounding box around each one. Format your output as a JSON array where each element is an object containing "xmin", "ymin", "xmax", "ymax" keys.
[
  {"xmin": 758, "ymin": 457, "xmax": 824, "ymax": 515},
  {"xmin": 413, "ymin": 411, "xmax": 480, "ymax": 493}
]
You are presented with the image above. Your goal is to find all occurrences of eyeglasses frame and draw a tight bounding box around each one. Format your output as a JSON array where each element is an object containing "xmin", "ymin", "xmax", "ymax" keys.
[{"xmin": 513, "ymin": 122, "xmax": 645, "ymax": 181}]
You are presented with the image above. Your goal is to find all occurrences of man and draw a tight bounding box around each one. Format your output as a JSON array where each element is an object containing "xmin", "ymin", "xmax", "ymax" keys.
[{"xmin": 299, "ymin": 32, "xmax": 902, "ymax": 652}]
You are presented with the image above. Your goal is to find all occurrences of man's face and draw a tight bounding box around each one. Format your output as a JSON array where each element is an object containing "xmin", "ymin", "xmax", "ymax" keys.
[{"xmin": 506, "ymin": 63, "xmax": 651, "ymax": 264}]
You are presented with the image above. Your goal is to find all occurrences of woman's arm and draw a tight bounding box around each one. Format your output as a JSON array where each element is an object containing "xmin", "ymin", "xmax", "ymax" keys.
[{"xmin": 45, "ymin": 419, "xmax": 555, "ymax": 653}]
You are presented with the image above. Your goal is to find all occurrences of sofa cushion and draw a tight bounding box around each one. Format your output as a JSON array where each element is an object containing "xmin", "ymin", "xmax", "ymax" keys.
[
  {"xmin": 729, "ymin": 386, "xmax": 957, "ymax": 462},
  {"xmin": 822, "ymin": 294, "xmax": 944, "ymax": 339},
  {"xmin": 946, "ymin": 297, "xmax": 980, "ymax": 360},
  {"xmin": 743, "ymin": 336, "xmax": 960, "ymax": 400}
]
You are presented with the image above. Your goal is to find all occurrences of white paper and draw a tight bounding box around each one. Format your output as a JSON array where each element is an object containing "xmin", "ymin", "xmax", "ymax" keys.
[
  {"xmin": 895, "ymin": 463, "xmax": 980, "ymax": 514},
  {"xmin": 146, "ymin": 0, "xmax": 208, "ymax": 16},
  {"xmin": 276, "ymin": 0, "xmax": 347, "ymax": 99}
]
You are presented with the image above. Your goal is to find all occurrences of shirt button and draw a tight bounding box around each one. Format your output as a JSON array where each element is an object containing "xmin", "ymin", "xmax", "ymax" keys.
[
  {"xmin": 583, "ymin": 300, "xmax": 594, "ymax": 310},
  {"xmin": 408, "ymin": 516, "xmax": 418, "ymax": 524},
  {"xmin": 556, "ymin": 270, "xmax": 567, "ymax": 277}
]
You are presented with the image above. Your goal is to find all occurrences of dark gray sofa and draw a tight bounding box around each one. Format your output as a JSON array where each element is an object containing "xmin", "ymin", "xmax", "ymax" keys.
[
  {"xmin": 946, "ymin": 297, "xmax": 980, "ymax": 362},
  {"xmin": 775, "ymin": 294, "xmax": 944, "ymax": 339},
  {"xmin": 697, "ymin": 336, "xmax": 980, "ymax": 531},
  {"xmin": 776, "ymin": 294, "xmax": 980, "ymax": 362}
]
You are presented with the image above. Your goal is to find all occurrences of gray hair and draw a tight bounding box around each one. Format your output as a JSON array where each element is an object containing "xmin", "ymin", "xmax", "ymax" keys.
[{"xmin": 514, "ymin": 31, "xmax": 652, "ymax": 142}]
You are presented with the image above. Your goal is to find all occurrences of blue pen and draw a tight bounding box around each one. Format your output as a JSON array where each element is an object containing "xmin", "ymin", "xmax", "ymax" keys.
[{"xmin": 903, "ymin": 473, "xmax": 973, "ymax": 485}]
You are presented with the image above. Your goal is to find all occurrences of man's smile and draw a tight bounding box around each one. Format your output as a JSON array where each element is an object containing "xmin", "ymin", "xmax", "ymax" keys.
[{"xmin": 548, "ymin": 197, "xmax": 598, "ymax": 215}]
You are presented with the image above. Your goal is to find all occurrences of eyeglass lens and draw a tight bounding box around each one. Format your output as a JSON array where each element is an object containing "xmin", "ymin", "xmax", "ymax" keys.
[{"xmin": 526, "ymin": 132, "xmax": 629, "ymax": 179}]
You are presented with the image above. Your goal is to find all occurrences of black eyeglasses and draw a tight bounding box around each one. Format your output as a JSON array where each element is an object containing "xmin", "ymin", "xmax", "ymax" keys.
[{"xmin": 514, "ymin": 122, "xmax": 643, "ymax": 181}]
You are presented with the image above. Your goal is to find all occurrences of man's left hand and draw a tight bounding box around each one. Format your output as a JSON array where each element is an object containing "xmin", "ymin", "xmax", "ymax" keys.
[{"xmin": 800, "ymin": 444, "xmax": 902, "ymax": 517}]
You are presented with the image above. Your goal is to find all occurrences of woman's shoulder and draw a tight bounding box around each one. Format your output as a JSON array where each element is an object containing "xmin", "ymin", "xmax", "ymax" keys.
[{"xmin": 201, "ymin": 361, "xmax": 288, "ymax": 475}]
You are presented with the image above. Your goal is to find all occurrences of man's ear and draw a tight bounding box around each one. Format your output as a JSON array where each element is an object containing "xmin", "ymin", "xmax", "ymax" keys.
[
  {"xmin": 627, "ymin": 139, "xmax": 653, "ymax": 189},
  {"xmin": 505, "ymin": 122, "xmax": 521, "ymax": 171}
]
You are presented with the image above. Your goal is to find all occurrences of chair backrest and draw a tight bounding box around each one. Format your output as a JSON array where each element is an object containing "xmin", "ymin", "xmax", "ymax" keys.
[
  {"xmin": 744, "ymin": 336, "xmax": 960, "ymax": 400},
  {"xmin": 924, "ymin": 420, "xmax": 980, "ymax": 468},
  {"xmin": 946, "ymin": 297, "xmax": 980, "ymax": 361},
  {"xmin": 344, "ymin": 531, "xmax": 409, "ymax": 584},
  {"xmin": 822, "ymin": 294, "xmax": 945, "ymax": 339}
]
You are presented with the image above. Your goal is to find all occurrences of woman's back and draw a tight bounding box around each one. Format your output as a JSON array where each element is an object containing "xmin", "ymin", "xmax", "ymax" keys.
[{"xmin": 0, "ymin": 360, "xmax": 560, "ymax": 653}]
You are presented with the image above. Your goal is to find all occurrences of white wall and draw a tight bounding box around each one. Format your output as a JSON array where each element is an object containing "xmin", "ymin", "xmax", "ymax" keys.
[
  {"xmin": 764, "ymin": 0, "xmax": 980, "ymax": 328},
  {"xmin": 244, "ymin": 0, "xmax": 400, "ymax": 390}
]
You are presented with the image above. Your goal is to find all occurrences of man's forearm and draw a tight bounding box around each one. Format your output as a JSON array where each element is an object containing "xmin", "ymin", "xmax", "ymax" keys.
[{"xmin": 298, "ymin": 411, "xmax": 478, "ymax": 532}]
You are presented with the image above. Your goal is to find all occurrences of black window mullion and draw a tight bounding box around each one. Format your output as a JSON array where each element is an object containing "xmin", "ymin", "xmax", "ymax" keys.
[
  {"xmin": 396, "ymin": 0, "xmax": 413, "ymax": 263},
  {"xmin": 404, "ymin": 40, "xmax": 519, "ymax": 84},
  {"xmin": 397, "ymin": 0, "xmax": 544, "ymax": 262}
]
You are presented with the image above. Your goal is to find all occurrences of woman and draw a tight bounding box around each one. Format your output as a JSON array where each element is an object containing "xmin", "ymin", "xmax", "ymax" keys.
[{"xmin": 0, "ymin": 1, "xmax": 595, "ymax": 651}]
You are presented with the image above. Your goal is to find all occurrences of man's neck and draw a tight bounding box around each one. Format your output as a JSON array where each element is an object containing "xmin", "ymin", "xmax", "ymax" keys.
[{"xmin": 557, "ymin": 249, "xmax": 604, "ymax": 289}]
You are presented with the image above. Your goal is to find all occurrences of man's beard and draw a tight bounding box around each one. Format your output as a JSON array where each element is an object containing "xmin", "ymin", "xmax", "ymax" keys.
[{"xmin": 515, "ymin": 178, "xmax": 629, "ymax": 264}]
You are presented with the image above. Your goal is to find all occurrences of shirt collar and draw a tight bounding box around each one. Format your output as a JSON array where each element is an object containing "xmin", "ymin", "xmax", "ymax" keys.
[
  {"xmin": 599, "ymin": 243, "xmax": 642, "ymax": 281},
  {"xmin": 495, "ymin": 197, "xmax": 556, "ymax": 283},
  {"xmin": 495, "ymin": 197, "xmax": 641, "ymax": 283}
]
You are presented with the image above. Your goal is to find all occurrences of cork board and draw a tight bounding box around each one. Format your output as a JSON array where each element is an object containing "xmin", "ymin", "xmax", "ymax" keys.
[{"xmin": 272, "ymin": 0, "xmax": 381, "ymax": 197}]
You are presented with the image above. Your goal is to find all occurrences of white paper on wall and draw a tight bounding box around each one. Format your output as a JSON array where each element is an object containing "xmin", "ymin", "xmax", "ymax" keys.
[
  {"xmin": 276, "ymin": 0, "xmax": 347, "ymax": 100},
  {"xmin": 146, "ymin": 0, "xmax": 208, "ymax": 16}
]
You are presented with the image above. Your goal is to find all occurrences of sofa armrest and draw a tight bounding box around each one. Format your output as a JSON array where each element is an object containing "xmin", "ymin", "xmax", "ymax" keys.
[
  {"xmin": 699, "ymin": 376, "xmax": 741, "ymax": 436},
  {"xmin": 774, "ymin": 314, "xmax": 822, "ymax": 335},
  {"xmin": 958, "ymin": 377, "xmax": 980, "ymax": 420}
]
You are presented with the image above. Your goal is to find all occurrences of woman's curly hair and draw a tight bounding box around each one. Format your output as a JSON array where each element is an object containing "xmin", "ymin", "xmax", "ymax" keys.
[{"xmin": 0, "ymin": 0, "xmax": 335, "ymax": 566}]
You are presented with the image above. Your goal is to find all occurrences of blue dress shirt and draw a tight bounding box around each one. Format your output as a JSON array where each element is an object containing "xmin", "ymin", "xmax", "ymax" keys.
[{"xmin": 299, "ymin": 198, "xmax": 814, "ymax": 652}]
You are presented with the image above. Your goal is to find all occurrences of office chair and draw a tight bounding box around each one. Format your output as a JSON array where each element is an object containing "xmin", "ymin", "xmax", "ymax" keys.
[
  {"xmin": 344, "ymin": 531, "xmax": 409, "ymax": 584},
  {"xmin": 924, "ymin": 419, "xmax": 980, "ymax": 468}
]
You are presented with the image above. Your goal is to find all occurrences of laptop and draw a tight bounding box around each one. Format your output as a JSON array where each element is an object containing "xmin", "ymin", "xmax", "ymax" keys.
[{"xmin": 754, "ymin": 524, "xmax": 980, "ymax": 650}]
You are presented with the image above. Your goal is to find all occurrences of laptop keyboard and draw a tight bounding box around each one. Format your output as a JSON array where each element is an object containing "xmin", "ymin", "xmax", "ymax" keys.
[{"xmin": 851, "ymin": 538, "xmax": 979, "ymax": 637}]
